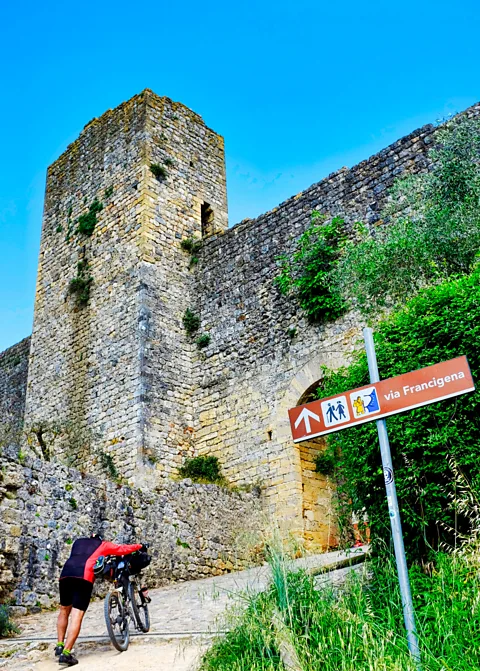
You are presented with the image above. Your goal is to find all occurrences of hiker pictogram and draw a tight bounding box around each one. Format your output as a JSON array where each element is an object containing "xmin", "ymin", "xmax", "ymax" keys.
[{"xmin": 321, "ymin": 395, "xmax": 350, "ymax": 427}]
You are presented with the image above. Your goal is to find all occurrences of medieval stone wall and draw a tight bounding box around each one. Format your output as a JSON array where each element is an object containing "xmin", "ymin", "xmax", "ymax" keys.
[
  {"xmin": 0, "ymin": 337, "xmax": 30, "ymax": 443},
  {"xmin": 0, "ymin": 445, "xmax": 261, "ymax": 608},
  {"xmin": 191, "ymin": 102, "xmax": 480, "ymax": 546},
  {"xmin": 3, "ymin": 91, "xmax": 479, "ymax": 556}
]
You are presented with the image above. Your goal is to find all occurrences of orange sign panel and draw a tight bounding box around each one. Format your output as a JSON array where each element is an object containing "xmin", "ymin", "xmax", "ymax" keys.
[{"xmin": 288, "ymin": 356, "xmax": 475, "ymax": 443}]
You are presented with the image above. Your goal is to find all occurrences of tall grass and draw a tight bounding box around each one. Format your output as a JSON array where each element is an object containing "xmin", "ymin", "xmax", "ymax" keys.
[{"xmin": 201, "ymin": 546, "xmax": 480, "ymax": 671}]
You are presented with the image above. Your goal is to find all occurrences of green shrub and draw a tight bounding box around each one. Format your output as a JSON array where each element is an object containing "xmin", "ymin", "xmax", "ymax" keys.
[
  {"xmin": 274, "ymin": 213, "xmax": 348, "ymax": 323},
  {"xmin": 104, "ymin": 185, "xmax": 114, "ymax": 198},
  {"xmin": 69, "ymin": 497, "xmax": 77, "ymax": 510},
  {"xmin": 0, "ymin": 605, "xmax": 19, "ymax": 638},
  {"xmin": 314, "ymin": 447, "xmax": 337, "ymax": 476},
  {"xmin": 99, "ymin": 451, "xmax": 118, "ymax": 480},
  {"xmin": 164, "ymin": 157, "xmax": 174, "ymax": 167},
  {"xmin": 320, "ymin": 268, "xmax": 480, "ymax": 561},
  {"xmin": 178, "ymin": 456, "xmax": 223, "ymax": 484},
  {"xmin": 196, "ymin": 333, "xmax": 211, "ymax": 349},
  {"xmin": 150, "ymin": 163, "xmax": 167, "ymax": 180},
  {"xmin": 180, "ymin": 237, "xmax": 202, "ymax": 255},
  {"xmin": 183, "ymin": 308, "xmax": 200, "ymax": 335},
  {"xmin": 69, "ymin": 261, "xmax": 93, "ymax": 306},
  {"xmin": 77, "ymin": 199, "xmax": 103, "ymax": 236}
]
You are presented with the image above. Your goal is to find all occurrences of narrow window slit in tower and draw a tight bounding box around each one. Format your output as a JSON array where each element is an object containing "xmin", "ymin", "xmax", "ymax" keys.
[{"xmin": 201, "ymin": 202, "xmax": 214, "ymax": 237}]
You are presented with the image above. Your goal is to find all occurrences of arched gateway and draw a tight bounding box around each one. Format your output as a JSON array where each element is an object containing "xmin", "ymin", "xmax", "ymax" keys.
[{"xmin": 274, "ymin": 351, "xmax": 348, "ymax": 551}]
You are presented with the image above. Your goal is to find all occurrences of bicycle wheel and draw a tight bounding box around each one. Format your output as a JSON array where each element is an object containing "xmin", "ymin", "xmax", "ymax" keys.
[
  {"xmin": 128, "ymin": 580, "xmax": 150, "ymax": 632},
  {"xmin": 104, "ymin": 589, "xmax": 130, "ymax": 651}
]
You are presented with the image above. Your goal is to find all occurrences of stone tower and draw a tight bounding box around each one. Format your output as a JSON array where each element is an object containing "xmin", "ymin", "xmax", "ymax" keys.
[{"xmin": 24, "ymin": 90, "xmax": 228, "ymax": 480}]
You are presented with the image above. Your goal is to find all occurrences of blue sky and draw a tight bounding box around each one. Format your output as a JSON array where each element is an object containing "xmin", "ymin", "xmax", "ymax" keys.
[{"xmin": 1, "ymin": 0, "xmax": 479, "ymax": 351}]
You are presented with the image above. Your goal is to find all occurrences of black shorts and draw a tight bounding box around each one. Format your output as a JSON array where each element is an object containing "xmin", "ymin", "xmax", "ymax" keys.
[{"xmin": 59, "ymin": 578, "xmax": 93, "ymax": 612}]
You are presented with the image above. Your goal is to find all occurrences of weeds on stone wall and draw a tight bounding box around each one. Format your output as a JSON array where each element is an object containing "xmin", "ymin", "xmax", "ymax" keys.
[
  {"xmin": 150, "ymin": 163, "xmax": 167, "ymax": 180},
  {"xmin": 98, "ymin": 450, "xmax": 119, "ymax": 480},
  {"xmin": 77, "ymin": 199, "xmax": 103, "ymax": 236},
  {"xmin": 275, "ymin": 213, "xmax": 348, "ymax": 323},
  {"xmin": 179, "ymin": 456, "xmax": 224, "ymax": 484},
  {"xmin": 104, "ymin": 185, "xmax": 114, "ymax": 199},
  {"xmin": 69, "ymin": 261, "xmax": 93, "ymax": 306},
  {"xmin": 183, "ymin": 308, "xmax": 200, "ymax": 335},
  {"xmin": 0, "ymin": 604, "xmax": 19, "ymax": 638},
  {"xmin": 196, "ymin": 333, "xmax": 211, "ymax": 349},
  {"xmin": 314, "ymin": 446, "xmax": 337, "ymax": 476},
  {"xmin": 26, "ymin": 421, "xmax": 63, "ymax": 461},
  {"xmin": 164, "ymin": 157, "xmax": 175, "ymax": 167},
  {"xmin": 181, "ymin": 236, "xmax": 203, "ymax": 268}
]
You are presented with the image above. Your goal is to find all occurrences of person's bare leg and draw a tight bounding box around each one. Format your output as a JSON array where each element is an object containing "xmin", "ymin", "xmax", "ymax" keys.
[
  {"xmin": 64, "ymin": 608, "xmax": 86, "ymax": 652},
  {"xmin": 57, "ymin": 605, "xmax": 72, "ymax": 644}
]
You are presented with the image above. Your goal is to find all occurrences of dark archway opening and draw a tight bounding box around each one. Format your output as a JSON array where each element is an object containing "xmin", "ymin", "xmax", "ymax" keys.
[
  {"xmin": 201, "ymin": 202, "xmax": 214, "ymax": 237},
  {"xmin": 297, "ymin": 378, "xmax": 338, "ymax": 551}
]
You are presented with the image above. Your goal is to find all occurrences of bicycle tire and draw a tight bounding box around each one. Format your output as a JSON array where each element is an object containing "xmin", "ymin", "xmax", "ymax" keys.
[
  {"xmin": 104, "ymin": 589, "xmax": 130, "ymax": 651},
  {"xmin": 128, "ymin": 580, "xmax": 150, "ymax": 633}
]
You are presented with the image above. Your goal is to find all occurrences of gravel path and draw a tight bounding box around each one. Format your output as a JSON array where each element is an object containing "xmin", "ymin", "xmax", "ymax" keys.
[{"xmin": 0, "ymin": 546, "xmax": 367, "ymax": 670}]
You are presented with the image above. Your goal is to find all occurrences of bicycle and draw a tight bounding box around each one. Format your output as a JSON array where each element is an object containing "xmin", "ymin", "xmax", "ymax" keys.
[{"xmin": 95, "ymin": 550, "xmax": 152, "ymax": 652}]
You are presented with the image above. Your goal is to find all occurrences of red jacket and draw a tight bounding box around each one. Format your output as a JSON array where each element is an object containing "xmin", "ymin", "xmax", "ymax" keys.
[{"xmin": 60, "ymin": 537, "xmax": 143, "ymax": 583}]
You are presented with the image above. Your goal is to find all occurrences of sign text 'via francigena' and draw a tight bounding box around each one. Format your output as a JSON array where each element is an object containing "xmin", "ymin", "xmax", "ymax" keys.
[{"xmin": 288, "ymin": 356, "xmax": 475, "ymax": 443}]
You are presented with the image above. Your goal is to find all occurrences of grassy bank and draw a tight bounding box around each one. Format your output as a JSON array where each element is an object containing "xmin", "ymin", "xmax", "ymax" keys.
[{"xmin": 201, "ymin": 547, "xmax": 480, "ymax": 671}]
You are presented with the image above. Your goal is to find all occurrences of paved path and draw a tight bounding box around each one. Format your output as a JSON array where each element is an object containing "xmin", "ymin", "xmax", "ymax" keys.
[{"xmin": 0, "ymin": 546, "xmax": 367, "ymax": 670}]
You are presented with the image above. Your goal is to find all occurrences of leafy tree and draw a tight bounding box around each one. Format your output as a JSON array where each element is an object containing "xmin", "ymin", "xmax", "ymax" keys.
[
  {"xmin": 319, "ymin": 269, "xmax": 480, "ymax": 561},
  {"xmin": 275, "ymin": 115, "xmax": 480, "ymax": 321},
  {"xmin": 337, "ymin": 115, "xmax": 480, "ymax": 314}
]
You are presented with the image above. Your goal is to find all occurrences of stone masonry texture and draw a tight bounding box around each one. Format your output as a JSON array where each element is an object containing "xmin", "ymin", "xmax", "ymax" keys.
[
  {"xmin": 1, "ymin": 92, "xmax": 480, "ymax": 587},
  {"xmin": 23, "ymin": 89, "xmax": 227, "ymax": 482},
  {"xmin": 0, "ymin": 445, "xmax": 261, "ymax": 607},
  {"xmin": 0, "ymin": 337, "xmax": 30, "ymax": 443}
]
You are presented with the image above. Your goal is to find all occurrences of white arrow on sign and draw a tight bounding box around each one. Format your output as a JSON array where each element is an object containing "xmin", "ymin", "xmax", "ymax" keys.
[{"xmin": 294, "ymin": 408, "xmax": 320, "ymax": 434}]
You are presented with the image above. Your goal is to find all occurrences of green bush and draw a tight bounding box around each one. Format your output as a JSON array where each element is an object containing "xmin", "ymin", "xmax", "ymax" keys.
[
  {"xmin": 180, "ymin": 236, "xmax": 202, "ymax": 255},
  {"xmin": 68, "ymin": 261, "xmax": 93, "ymax": 306},
  {"xmin": 77, "ymin": 199, "xmax": 103, "ymax": 236},
  {"xmin": 337, "ymin": 115, "xmax": 480, "ymax": 314},
  {"xmin": 178, "ymin": 456, "xmax": 223, "ymax": 484},
  {"xmin": 183, "ymin": 308, "xmax": 200, "ymax": 335},
  {"xmin": 196, "ymin": 333, "xmax": 211, "ymax": 349},
  {"xmin": 320, "ymin": 268, "xmax": 480, "ymax": 561},
  {"xmin": 150, "ymin": 163, "xmax": 167, "ymax": 180},
  {"xmin": 0, "ymin": 605, "xmax": 19, "ymax": 638},
  {"xmin": 275, "ymin": 213, "xmax": 348, "ymax": 323},
  {"xmin": 314, "ymin": 446, "xmax": 337, "ymax": 476},
  {"xmin": 98, "ymin": 451, "xmax": 118, "ymax": 480}
]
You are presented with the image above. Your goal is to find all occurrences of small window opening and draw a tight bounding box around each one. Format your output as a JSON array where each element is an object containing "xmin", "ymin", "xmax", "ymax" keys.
[
  {"xmin": 267, "ymin": 430, "xmax": 273, "ymax": 441},
  {"xmin": 201, "ymin": 202, "xmax": 215, "ymax": 237}
]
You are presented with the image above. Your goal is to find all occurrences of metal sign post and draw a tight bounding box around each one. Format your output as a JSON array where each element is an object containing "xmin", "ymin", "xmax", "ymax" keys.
[
  {"xmin": 287, "ymin": 336, "xmax": 475, "ymax": 668},
  {"xmin": 363, "ymin": 327, "xmax": 422, "ymax": 670}
]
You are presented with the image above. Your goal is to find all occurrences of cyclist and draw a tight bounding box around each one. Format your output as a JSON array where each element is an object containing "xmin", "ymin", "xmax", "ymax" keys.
[{"xmin": 55, "ymin": 533, "xmax": 146, "ymax": 666}]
